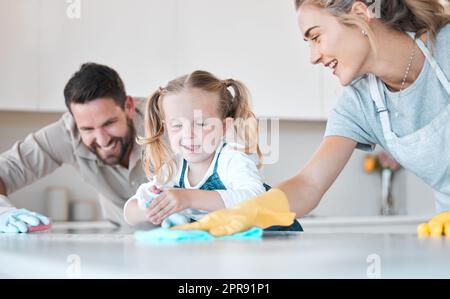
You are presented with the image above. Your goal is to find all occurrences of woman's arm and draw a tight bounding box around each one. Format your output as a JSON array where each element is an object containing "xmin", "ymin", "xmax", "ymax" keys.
[
  {"xmin": 277, "ymin": 136, "xmax": 356, "ymax": 217},
  {"xmin": 147, "ymin": 136, "xmax": 356, "ymax": 224},
  {"xmin": 181, "ymin": 136, "xmax": 356, "ymax": 216}
]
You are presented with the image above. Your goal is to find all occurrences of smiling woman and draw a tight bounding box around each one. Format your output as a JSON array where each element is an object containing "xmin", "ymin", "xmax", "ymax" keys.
[
  {"xmin": 296, "ymin": 0, "xmax": 449, "ymax": 45},
  {"xmin": 292, "ymin": 0, "xmax": 450, "ymax": 217},
  {"xmin": 296, "ymin": 0, "xmax": 450, "ymax": 86}
]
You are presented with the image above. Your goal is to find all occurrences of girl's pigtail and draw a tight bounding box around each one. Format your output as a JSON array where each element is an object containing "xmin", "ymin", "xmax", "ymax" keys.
[
  {"xmin": 137, "ymin": 88, "xmax": 176, "ymax": 185},
  {"xmin": 224, "ymin": 79, "xmax": 263, "ymax": 168}
]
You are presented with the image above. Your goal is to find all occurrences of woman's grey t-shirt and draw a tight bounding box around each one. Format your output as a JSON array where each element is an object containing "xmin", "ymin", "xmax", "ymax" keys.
[{"xmin": 325, "ymin": 24, "xmax": 450, "ymax": 152}]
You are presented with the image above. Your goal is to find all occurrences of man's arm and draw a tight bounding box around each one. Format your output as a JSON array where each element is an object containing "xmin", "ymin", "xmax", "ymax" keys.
[
  {"xmin": 0, "ymin": 177, "xmax": 6, "ymax": 196},
  {"xmin": 0, "ymin": 177, "xmax": 14, "ymax": 214},
  {"xmin": 0, "ymin": 114, "xmax": 74, "ymax": 198}
]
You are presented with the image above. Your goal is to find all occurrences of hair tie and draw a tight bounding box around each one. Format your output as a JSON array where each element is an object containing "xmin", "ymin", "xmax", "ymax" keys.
[
  {"xmin": 223, "ymin": 79, "xmax": 236, "ymax": 101},
  {"xmin": 224, "ymin": 79, "xmax": 233, "ymax": 87}
]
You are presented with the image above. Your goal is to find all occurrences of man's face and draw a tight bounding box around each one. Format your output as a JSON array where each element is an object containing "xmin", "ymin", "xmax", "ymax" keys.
[{"xmin": 70, "ymin": 97, "xmax": 135, "ymax": 165}]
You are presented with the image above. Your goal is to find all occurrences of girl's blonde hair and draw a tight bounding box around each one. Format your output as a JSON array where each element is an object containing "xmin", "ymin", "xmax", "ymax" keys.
[
  {"xmin": 295, "ymin": 0, "xmax": 450, "ymax": 52},
  {"xmin": 138, "ymin": 70, "xmax": 263, "ymax": 184}
]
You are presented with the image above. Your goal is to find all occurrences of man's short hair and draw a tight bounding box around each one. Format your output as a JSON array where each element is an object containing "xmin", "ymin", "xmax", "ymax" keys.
[{"xmin": 64, "ymin": 62, "xmax": 127, "ymax": 111}]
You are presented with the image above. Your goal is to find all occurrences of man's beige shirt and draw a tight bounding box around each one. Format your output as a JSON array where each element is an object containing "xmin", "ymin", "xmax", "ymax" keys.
[{"xmin": 0, "ymin": 98, "xmax": 148, "ymax": 226}]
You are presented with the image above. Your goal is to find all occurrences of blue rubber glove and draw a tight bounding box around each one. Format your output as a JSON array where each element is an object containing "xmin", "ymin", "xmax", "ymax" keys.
[{"xmin": 0, "ymin": 208, "xmax": 50, "ymax": 233}]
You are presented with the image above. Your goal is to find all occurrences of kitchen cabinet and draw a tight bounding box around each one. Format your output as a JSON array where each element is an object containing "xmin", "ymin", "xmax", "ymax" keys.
[
  {"xmin": 0, "ymin": 0, "xmax": 39, "ymax": 111},
  {"xmin": 38, "ymin": 0, "xmax": 88, "ymax": 111},
  {"xmin": 38, "ymin": 0, "xmax": 177, "ymax": 111},
  {"xmin": 2, "ymin": 0, "xmax": 332, "ymax": 119},
  {"xmin": 322, "ymin": 69, "xmax": 344, "ymax": 118},
  {"xmin": 175, "ymin": 0, "xmax": 323, "ymax": 120}
]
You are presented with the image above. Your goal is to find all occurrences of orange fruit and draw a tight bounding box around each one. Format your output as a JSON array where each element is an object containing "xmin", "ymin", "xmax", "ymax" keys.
[{"xmin": 364, "ymin": 155, "xmax": 377, "ymax": 173}]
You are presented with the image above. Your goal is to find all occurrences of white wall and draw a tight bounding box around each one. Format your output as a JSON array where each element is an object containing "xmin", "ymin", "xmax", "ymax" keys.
[
  {"xmin": 1, "ymin": 0, "xmax": 326, "ymax": 119},
  {"xmin": 0, "ymin": 111, "xmax": 435, "ymax": 219}
]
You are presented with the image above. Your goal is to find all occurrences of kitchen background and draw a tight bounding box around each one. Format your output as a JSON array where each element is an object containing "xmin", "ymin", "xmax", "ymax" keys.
[{"xmin": 1, "ymin": 0, "xmax": 445, "ymax": 221}]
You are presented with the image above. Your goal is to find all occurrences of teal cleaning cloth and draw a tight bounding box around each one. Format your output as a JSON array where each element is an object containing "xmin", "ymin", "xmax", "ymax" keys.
[{"xmin": 134, "ymin": 227, "xmax": 263, "ymax": 243}]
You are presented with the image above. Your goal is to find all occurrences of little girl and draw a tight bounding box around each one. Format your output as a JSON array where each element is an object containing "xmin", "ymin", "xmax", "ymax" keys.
[{"xmin": 123, "ymin": 70, "xmax": 301, "ymax": 231}]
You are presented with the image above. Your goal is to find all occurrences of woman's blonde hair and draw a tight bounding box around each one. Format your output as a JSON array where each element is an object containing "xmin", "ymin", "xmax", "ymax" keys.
[
  {"xmin": 295, "ymin": 0, "xmax": 450, "ymax": 52},
  {"xmin": 138, "ymin": 70, "xmax": 263, "ymax": 184}
]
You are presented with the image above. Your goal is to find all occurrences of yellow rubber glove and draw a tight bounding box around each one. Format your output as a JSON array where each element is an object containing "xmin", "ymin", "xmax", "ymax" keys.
[
  {"xmin": 172, "ymin": 188, "xmax": 296, "ymax": 237},
  {"xmin": 417, "ymin": 211, "xmax": 450, "ymax": 237}
]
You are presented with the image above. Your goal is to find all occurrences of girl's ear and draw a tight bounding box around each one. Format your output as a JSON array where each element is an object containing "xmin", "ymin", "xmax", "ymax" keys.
[
  {"xmin": 125, "ymin": 96, "xmax": 136, "ymax": 118},
  {"xmin": 223, "ymin": 117, "xmax": 234, "ymax": 136}
]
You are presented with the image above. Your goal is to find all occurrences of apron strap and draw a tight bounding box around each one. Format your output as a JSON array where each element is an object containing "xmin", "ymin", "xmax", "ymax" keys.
[
  {"xmin": 368, "ymin": 74, "xmax": 393, "ymax": 136},
  {"xmin": 178, "ymin": 159, "xmax": 188, "ymax": 188},
  {"xmin": 369, "ymin": 32, "xmax": 450, "ymax": 139},
  {"xmin": 178, "ymin": 142, "xmax": 227, "ymax": 187},
  {"xmin": 407, "ymin": 32, "xmax": 450, "ymax": 95}
]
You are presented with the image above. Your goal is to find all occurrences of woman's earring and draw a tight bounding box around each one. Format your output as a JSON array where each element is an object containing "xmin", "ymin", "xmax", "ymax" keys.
[{"xmin": 362, "ymin": 30, "xmax": 368, "ymax": 37}]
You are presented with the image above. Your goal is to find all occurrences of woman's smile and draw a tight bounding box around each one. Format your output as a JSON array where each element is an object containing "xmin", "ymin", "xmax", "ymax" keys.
[{"xmin": 324, "ymin": 59, "xmax": 339, "ymax": 75}]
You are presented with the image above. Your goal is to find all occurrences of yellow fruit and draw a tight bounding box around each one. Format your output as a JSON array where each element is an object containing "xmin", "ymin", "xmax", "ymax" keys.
[
  {"xmin": 364, "ymin": 155, "xmax": 377, "ymax": 173},
  {"xmin": 417, "ymin": 212, "xmax": 450, "ymax": 237}
]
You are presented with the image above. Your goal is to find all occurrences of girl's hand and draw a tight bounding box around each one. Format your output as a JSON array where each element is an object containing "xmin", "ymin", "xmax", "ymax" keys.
[
  {"xmin": 137, "ymin": 184, "xmax": 163, "ymax": 210},
  {"xmin": 145, "ymin": 188, "xmax": 190, "ymax": 225}
]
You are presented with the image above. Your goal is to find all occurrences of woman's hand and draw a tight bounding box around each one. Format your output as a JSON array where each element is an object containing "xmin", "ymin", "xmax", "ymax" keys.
[
  {"xmin": 145, "ymin": 188, "xmax": 190, "ymax": 225},
  {"xmin": 173, "ymin": 188, "xmax": 295, "ymax": 236}
]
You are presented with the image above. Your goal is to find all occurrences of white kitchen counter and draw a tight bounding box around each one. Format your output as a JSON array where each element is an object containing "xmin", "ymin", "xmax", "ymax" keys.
[
  {"xmin": 0, "ymin": 219, "xmax": 449, "ymax": 279},
  {"xmin": 300, "ymin": 214, "xmax": 433, "ymax": 234}
]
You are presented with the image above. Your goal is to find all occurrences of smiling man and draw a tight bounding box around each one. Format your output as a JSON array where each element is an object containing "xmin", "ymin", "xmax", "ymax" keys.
[{"xmin": 0, "ymin": 63, "xmax": 149, "ymax": 232}]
